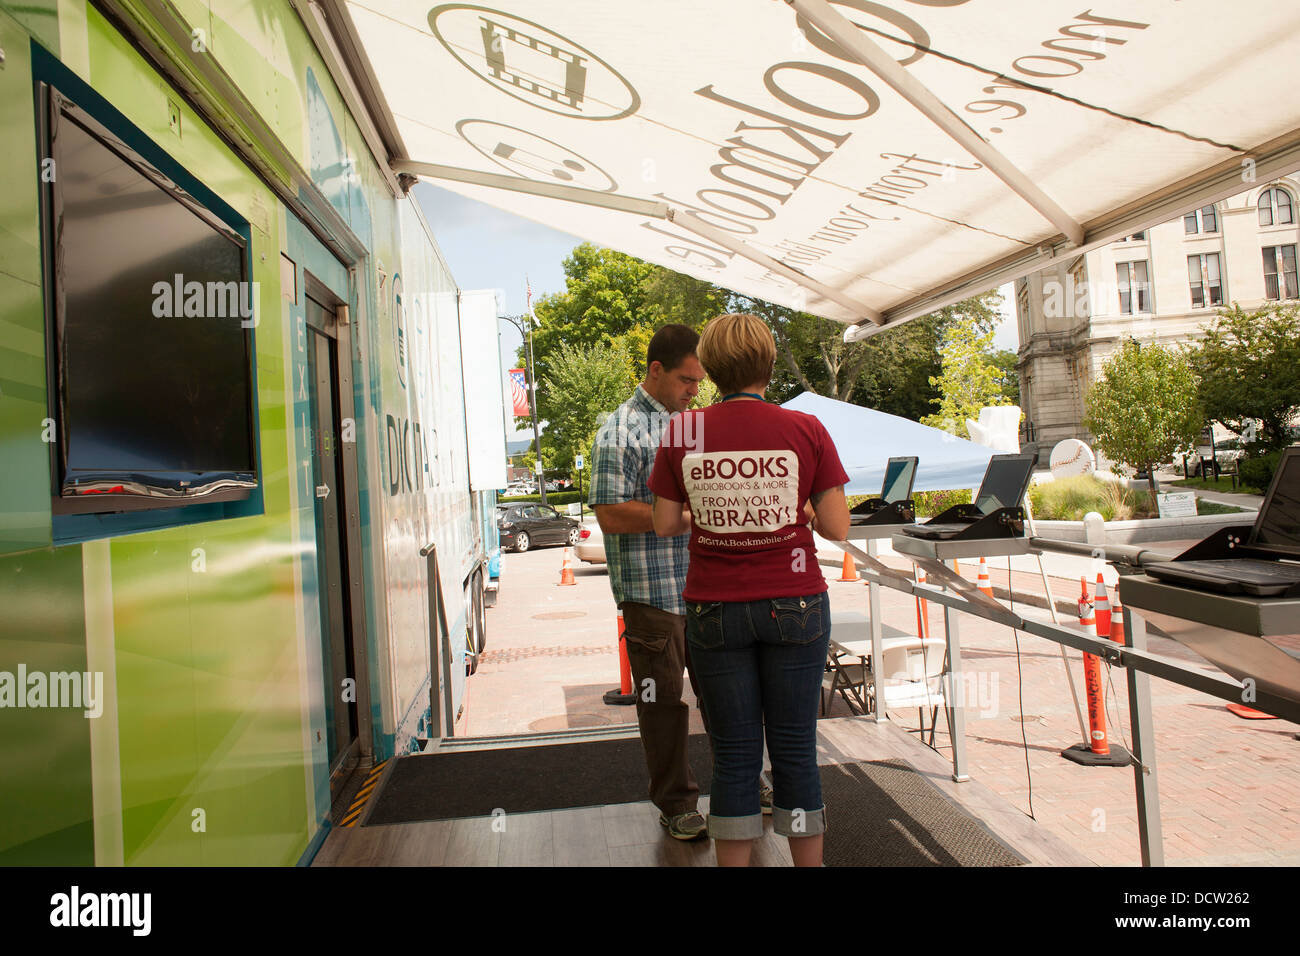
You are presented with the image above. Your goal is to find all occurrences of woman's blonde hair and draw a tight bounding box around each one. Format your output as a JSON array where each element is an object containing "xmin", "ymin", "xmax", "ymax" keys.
[{"xmin": 697, "ymin": 313, "xmax": 777, "ymax": 395}]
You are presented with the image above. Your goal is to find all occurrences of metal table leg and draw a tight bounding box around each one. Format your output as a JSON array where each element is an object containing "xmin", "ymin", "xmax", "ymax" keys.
[
  {"xmin": 943, "ymin": 602, "xmax": 970, "ymax": 782},
  {"xmin": 868, "ymin": 539, "xmax": 886, "ymax": 723},
  {"xmin": 1124, "ymin": 606, "xmax": 1164, "ymax": 867}
]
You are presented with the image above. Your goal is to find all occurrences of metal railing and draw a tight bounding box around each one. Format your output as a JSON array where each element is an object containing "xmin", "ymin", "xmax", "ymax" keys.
[{"xmin": 836, "ymin": 534, "xmax": 1300, "ymax": 867}]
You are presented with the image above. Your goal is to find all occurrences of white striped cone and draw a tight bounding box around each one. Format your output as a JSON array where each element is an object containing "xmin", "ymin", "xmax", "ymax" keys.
[{"xmin": 1094, "ymin": 573, "xmax": 1111, "ymax": 641}]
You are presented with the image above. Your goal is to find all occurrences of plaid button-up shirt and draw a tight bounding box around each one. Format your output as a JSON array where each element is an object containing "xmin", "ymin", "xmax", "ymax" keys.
[{"xmin": 588, "ymin": 385, "xmax": 689, "ymax": 616}]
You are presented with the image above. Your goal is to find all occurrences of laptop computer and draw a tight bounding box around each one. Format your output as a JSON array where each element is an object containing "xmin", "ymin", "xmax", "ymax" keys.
[
  {"xmin": 850, "ymin": 456, "xmax": 918, "ymax": 524},
  {"xmin": 901, "ymin": 453, "xmax": 1036, "ymax": 541},
  {"xmin": 1146, "ymin": 446, "xmax": 1300, "ymax": 597}
]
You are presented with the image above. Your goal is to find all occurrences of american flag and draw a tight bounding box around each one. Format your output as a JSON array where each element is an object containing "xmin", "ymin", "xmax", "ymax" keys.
[{"xmin": 509, "ymin": 368, "xmax": 530, "ymax": 417}]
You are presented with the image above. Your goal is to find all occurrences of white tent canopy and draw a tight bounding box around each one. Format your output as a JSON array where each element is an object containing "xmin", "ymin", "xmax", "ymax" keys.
[
  {"xmin": 782, "ymin": 392, "xmax": 995, "ymax": 494},
  {"xmin": 310, "ymin": 0, "xmax": 1300, "ymax": 338}
]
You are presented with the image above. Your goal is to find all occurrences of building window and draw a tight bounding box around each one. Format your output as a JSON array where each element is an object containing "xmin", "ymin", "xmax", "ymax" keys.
[
  {"xmin": 1184, "ymin": 204, "xmax": 1218, "ymax": 234},
  {"xmin": 1115, "ymin": 260, "xmax": 1151, "ymax": 314},
  {"xmin": 1263, "ymin": 244, "xmax": 1299, "ymax": 300},
  {"xmin": 1258, "ymin": 188, "xmax": 1295, "ymax": 227},
  {"xmin": 1115, "ymin": 231, "xmax": 1146, "ymax": 242},
  {"xmin": 1187, "ymin": 253, "xmax": 1223, "ymax": 308}
]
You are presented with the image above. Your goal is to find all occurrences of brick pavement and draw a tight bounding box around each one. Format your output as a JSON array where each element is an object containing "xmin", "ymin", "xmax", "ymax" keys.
[
  {"xmin": 468, "ymin": 532, "xmax": 1300, "ymax": 866},
  {"xmin": 463, "ymin": 533, "xmax": 707, "ymax": 738}
]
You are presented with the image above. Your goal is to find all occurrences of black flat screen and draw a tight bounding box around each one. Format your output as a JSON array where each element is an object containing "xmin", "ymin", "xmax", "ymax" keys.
[
  {"xmin": 1254, "ymin": 451, "xmax": 1300, "ymax": 555},
  {"xmin": 53, "ymin": 107, "xmax": 256, "ymax": 487},
  {"xmin": 975, "ymin": 455, "xmax": 1034, "ymax": 514},
  {"xmin": 881, "ymin": 457, "xmax": 917, "ymax": 503}
]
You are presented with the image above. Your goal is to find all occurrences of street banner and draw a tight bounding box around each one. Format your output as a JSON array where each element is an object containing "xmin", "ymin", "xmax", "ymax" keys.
[{"xmin": 509, "ymin": 368, "xmax": 530, "ymax": 418}]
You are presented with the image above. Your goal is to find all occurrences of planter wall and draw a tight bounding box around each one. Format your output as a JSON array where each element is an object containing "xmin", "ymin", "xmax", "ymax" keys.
[{"xmin": 1030, "ymin": 511, "xmax": 1256, "ymax": 545}]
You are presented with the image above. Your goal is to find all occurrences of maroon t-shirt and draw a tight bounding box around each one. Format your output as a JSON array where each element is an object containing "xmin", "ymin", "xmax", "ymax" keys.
[{"xmin": 649, "ymin": 400, "xmax": 849, "ymax": 603}]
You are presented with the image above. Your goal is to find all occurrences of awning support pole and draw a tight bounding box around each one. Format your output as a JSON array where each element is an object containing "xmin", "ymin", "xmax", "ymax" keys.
[{"xmin": 787, "ymin": 0, "xmax": 1085, "ymax": 247}]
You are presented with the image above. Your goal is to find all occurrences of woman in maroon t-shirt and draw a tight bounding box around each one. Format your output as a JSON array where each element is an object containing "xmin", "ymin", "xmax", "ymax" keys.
[{"xmin": 650, "ymin": 313, "xmax": 850, "ymax": 867}]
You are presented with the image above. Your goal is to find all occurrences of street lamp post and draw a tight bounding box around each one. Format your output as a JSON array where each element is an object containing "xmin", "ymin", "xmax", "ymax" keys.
[{"xmin": 501, "ymin": 313, "xmax": 548, "ymax": 509}]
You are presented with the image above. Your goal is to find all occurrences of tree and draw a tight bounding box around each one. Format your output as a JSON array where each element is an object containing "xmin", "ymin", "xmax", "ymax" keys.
[
  {"xmin": 729, "ymin": 289, "xmax": 1004, "ymax": 416},
  {"xmin": 539, "ymin": 341, "xmax": 635, "ymax": 473},
  {"xmin": 525, "ymin": 243, "xmax": 729, "ymax": 424},
  {"xmin": 986, "ymin": 349, "xmax": 1021, "ymax": 407},
  {"xmin": 1084, "ymin": 338, "xmax": 1202, "ymax": 498},
  {"xmin": 526, "ymin": 244, "xmax": 658, "ymax": 383},
  {"xmin": 525, "ymin": 243, "xmax": 1009, "ymax": 428},
  {"xmin": 1187, "ymin": 302, "xmax": 1300, "ymax": 451},
  {"xmin": 921, "ymin": 315, "xmax": 1014, "ymax": 437}
]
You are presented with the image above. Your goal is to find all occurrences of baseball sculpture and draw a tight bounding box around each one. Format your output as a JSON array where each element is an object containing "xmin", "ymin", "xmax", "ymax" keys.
[{"xmin": 1050, "ymin": 438, "xmax": 1096, "ymax": 478}]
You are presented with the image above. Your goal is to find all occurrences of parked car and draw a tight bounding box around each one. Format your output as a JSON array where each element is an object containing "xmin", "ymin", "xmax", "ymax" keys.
[
  {"xmin": 496, "ymin": 503, "xmax": 580, "ymax": 552},
  {"xmin": 574, "ymin": 523, "xmax": 606, "ymax": 564}
]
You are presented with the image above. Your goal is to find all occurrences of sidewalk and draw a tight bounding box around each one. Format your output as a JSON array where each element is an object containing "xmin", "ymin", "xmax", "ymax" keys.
[{"xmin": 1155, "ymin": 470, "xmax": 1265, "ymax": 511}]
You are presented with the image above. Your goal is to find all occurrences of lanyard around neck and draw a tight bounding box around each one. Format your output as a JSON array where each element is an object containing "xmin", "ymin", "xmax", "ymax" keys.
[{"xmin": 720, "ymin": 392, "xmax": 765, "ymax": 402}]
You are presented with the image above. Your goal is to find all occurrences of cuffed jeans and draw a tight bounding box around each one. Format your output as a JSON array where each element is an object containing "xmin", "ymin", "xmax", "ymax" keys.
[
  {"xmin": 686, "ymin": 592, "xmax": 830, "ymax": 840},
  {"xmin": 619, "ymin": 601, "xmax": 709, "ymax": 816}
]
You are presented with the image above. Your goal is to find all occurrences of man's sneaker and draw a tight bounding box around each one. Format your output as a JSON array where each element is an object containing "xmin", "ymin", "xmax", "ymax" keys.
[
  {"xmin": 759, "ymin": 780, "xmax": 774, "ymax": 815},
  {"xmin": 659, "ymin": 810, "xmax": 707, "ymax": 841}
]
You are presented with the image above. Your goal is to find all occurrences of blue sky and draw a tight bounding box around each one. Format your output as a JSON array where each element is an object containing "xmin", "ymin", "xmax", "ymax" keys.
[{"xmin": 413, "ymin": 182, "xmax": 1019, "ymax": 439}]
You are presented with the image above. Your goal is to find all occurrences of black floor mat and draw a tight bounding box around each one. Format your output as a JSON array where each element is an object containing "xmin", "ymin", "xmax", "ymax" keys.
[
  {"xmin": 364, "ymin": 736, "xmax": 1026, "ymax": 866},
  {"xmin": 822, "ymin": 758, "xmax": 1026, "ymax": 866},
  {"xmin": 365, "ymin": 734, "xmax": 713, "ymax": 825}
]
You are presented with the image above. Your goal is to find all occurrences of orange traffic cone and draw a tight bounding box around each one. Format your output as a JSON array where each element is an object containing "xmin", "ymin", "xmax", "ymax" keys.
[
  {"xmin": 602, "ymin": 611, "xmax": 636, "ymax": 706},
  {"xmin": 1109, "ymin": 586, "xmax": 1126, "ymax": 645},
  {"xmin": 1226, "ymin": 703, "xmax": 1278, "ymax": 719},
  {"xmin": 558, "ymin": 548, "xmax": 576, "ymax": 586},
  {"xmin": 839, "ymin": 551, "xmax": 859, "ymax": 582},
  {"xmin": 1094, "ymin": 573, "xmax": 1111, "ymax": 641},
  {"xmin": 1062, "ymin": 577, "xmax": 1129, "ymax": 766},
  {"xmin": 977, "ymin": 557, "xmax": 993, "ymax": 597}
]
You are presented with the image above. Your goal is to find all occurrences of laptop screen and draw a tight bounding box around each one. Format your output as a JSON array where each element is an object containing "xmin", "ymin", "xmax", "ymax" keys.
[
  {"xmin": 881, "ymin": 457, "xmax": 917, "ymax": 503},
  {"xmin": 1253, "ymin": 449, "xmax": 1300, "ymax": 555},
  {"xmin": 975, "ymin": 455, "xmax": 1034, "ymax": 514}
]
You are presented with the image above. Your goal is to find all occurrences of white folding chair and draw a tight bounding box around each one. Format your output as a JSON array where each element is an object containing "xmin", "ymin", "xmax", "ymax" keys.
[{"xmin": 871, "ymin": 636, "xmax": 948, "ymax": 747}]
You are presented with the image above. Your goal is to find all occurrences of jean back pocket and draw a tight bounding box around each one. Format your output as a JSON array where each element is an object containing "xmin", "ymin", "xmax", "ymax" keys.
[
  {"xmin": 686, "ymin": 601, "xmax": 725, "ymax": 650},
  {"xmin": 769, "ymin": 593, "xmax": 825, "ymax": 645}
]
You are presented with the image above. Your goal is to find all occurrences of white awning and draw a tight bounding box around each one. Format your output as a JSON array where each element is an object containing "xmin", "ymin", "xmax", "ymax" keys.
[{"xmin": 318, "ymin": 0, "xmax": 1300, "ymax": 338}]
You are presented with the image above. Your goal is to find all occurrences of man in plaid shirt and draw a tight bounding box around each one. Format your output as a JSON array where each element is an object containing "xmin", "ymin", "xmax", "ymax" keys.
[{"xmin": 589, "ymin": 324, "xmax": 708, "ymax": 840}]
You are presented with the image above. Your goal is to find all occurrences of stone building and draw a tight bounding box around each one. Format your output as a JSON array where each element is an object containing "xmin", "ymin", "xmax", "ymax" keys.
[{"xmin": 1014, "ymin": 175, "xmax": 1300, "ymax": 462}]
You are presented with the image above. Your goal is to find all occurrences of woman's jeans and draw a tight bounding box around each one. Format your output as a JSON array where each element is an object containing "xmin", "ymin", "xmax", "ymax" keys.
[{"xmin": 685, "ymin": 592, "xmax": 830, "ymax": 840}]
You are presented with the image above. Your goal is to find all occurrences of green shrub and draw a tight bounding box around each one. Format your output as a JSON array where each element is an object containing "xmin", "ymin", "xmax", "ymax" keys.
[
  {"xmin": 847, "ymin": 488, "xmax": 972, "ymax": 517},
  {"xmin": 1028, "ymin": 476, "xmax": 1156, "ymax": 520},
  {"xmin": 1238, "ymin": 450, "xmax": 1282, "ymax": 493},
  {"xmin": 913, "ymin": 488, "xmax": 972, "ymax": 518}
]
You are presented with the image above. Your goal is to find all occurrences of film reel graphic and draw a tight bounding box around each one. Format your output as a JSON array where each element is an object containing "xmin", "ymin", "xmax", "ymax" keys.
[{"xmin": 429, "ymin": 4, "xmax": 641, "ymax": 121}]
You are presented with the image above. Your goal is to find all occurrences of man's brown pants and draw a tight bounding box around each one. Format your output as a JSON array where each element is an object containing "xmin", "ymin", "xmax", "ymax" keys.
[{"xmin": 619, "ymin": 601, "xmax": 709, "ymax": 816}]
